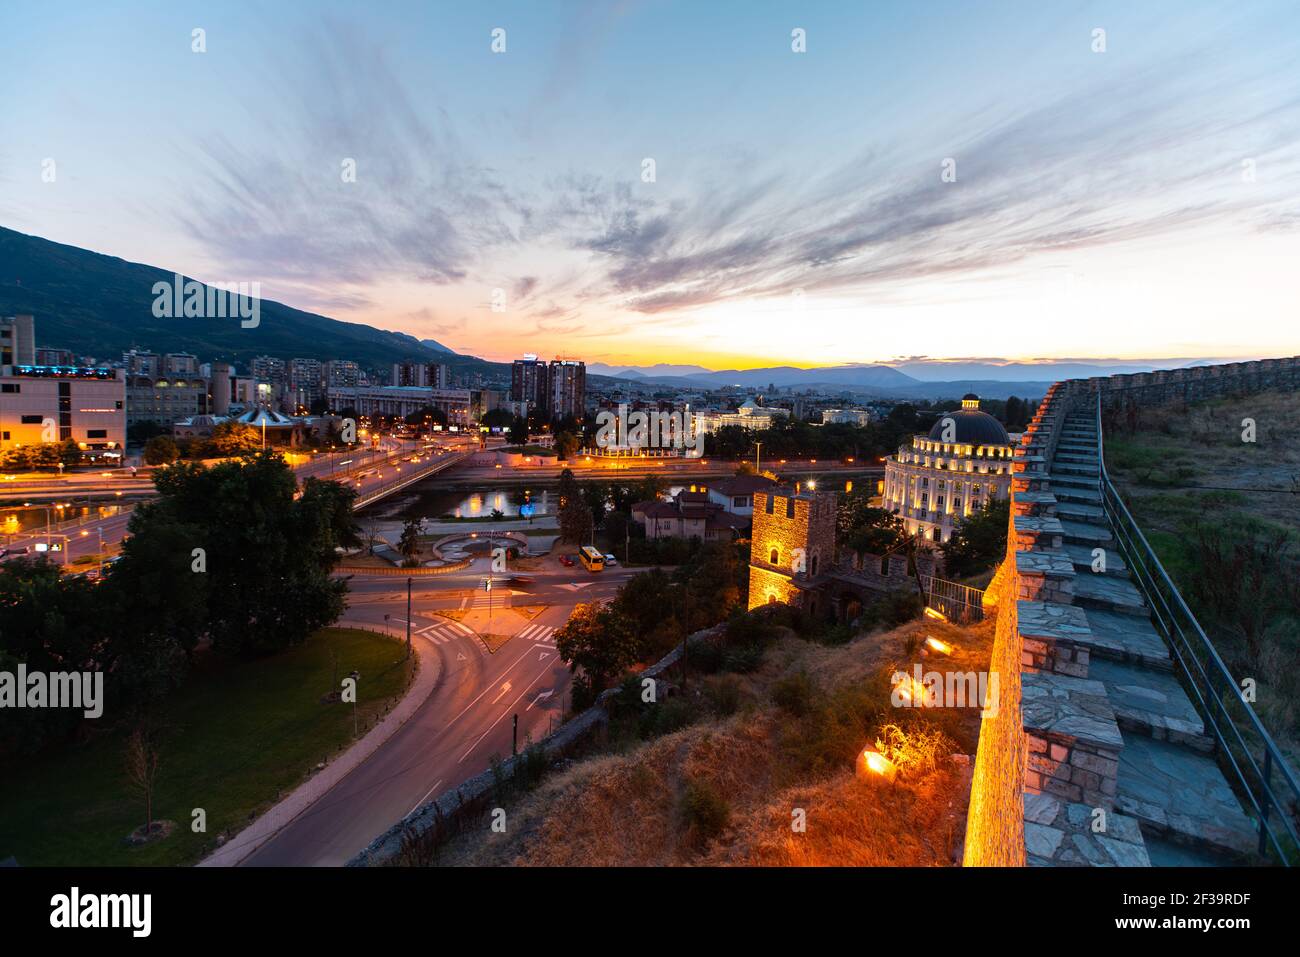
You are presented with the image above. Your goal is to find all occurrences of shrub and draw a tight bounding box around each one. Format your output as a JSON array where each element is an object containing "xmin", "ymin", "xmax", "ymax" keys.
[
  {"xmin": 722, "ymin": 643, "xmax": 764, "ymax": 674},
  {"xmin": 679, "ymin": 779, "xmax": 730, "ymax": 847},
  {"xmin": 644, "ymin": 695, "xmax": 700, "ymax": 737},
  {"xmin": 771, "ymin": 670, "xmax": 817, "ymax": 716},
  {"xmin": 687, "ymin": 639, "xmax": 725, "ymax": 674},
  {"xmin": 706, "ymin": 675, "xmax": 743, "ymax": 716}
]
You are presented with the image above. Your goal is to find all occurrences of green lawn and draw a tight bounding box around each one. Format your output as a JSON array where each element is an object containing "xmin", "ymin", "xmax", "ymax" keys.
[{"xmin": 0, "ymin": 627, "xmax": 414, "ymax": 866}]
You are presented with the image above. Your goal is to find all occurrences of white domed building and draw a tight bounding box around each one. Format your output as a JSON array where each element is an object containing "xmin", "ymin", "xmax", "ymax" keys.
[{"xmin": 881, "ymin": 395, "xmax": 1017, "ymax": 544}]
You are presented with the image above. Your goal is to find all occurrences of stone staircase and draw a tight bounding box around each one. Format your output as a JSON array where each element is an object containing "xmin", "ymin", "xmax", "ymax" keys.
[{"xmin": 1012, "ymin": 397, "xmax": 1259, "ymax": 866}]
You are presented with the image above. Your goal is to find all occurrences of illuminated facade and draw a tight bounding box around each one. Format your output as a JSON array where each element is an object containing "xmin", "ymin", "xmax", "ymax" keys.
[
  {"xmin": 881, "ymin": 394, "xmax": 1015, "ymax": 544},
  {"xmin": 746, "ymin": 487, "xmax": 836, "ymax": 612}
]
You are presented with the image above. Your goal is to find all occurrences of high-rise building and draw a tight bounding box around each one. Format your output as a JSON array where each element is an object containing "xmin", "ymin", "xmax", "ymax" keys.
[
  {"xmin": 548, "ymin": 359, "xmax": 586, "ymax": 421},
  {"xmin": 327, "ymin": 359, "xmax": 361, "ymax": 389},
  {"xmin": 0, "ymin": 315, "xmax": 36, "ymax": 367},
  {"xmin": 163, "ymin": 353, "xmax": 199, "ymax": 375},
  {"xmin": 510, "ymin": 355, "xmax": 549, "ymax": 412},
  {"xmin": 393, "ymin": 361, "xmax": 452, "ymax": 389},
  {"xmin": 122, "ymin": 350, "xmax": 161, "ymax": 377}
]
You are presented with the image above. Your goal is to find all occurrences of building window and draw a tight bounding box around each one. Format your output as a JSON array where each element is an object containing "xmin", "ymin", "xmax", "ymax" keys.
[
  {"xmin": 769, "ymin": 548, "xmax": 779, "ymax": 565},
  {"xmin": 786, "ymin": 498, "xmax": 795, "ymax": 518},
  {"xmin": 1, "ymin": 384, "xmax": 18, "ymax": 393},
  {"xmin": 765, "ymin": 495, "xmax": 774, "ymax": 514},
  {"xmin": 880, "ymin": 555, "xmax": 890, "ymax": 576},
  {"xmin": 810, "ymin": 555, "xmax": 819, "ymax": 576},
  {"xmin": 20, "ymin": 415, "xmax": 43, "ymax": 424},
  {"xmin": 87, "ymin": 429, "xmax": 107, "ymax": 439}
]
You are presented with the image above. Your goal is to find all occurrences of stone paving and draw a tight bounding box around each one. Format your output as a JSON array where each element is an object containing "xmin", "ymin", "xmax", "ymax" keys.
[
  {"xmin": 1063, "ymin": 542, "xmax": 1125, "ymax": 575},
  {"xmin": 1059, "ymin": 518, "xmax": 1112, "ymax": 544},
  {"xmin": 1073, "ymin": 572, "xmax": 1148, "ymax": 614},
  {"xmin": 1010, "ymin": 404, "xmax": 1260, "ymax": 866},
  {"xmin": 1022, "ymin": 672, "xmax": 1125, "ymax": 750},
  {"xmin": 1082, "ymin": 608, "xmax": 1173, "ymax": 669},
  {"xmin": 1088, "ymin": 657, "xmax": 1211, "ymax": 750},
  {"xmin": 1025, "ymin": 793, "xmax": 1151, "ymax": 866},
  {"xmin": 1115, "ymin": 735, "xmax": 1257, "ymax": 859}
]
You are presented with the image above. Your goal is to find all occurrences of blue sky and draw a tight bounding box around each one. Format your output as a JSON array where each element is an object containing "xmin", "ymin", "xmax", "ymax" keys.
[{"xmin": 2, "ymin": 1, "xmax": 1299, "ymax": 368}]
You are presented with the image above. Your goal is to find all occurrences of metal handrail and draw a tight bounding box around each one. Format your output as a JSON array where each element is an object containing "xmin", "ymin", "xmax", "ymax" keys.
[{"xmin": 1095, "ymin": 393, "xmax": 1300, "ymax": 863}]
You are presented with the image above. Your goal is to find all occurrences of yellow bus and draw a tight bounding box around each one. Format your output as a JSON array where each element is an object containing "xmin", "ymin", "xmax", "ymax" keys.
[{"xmin": 579, "ymin": 545, "xmax": 604, "ymax": 572}]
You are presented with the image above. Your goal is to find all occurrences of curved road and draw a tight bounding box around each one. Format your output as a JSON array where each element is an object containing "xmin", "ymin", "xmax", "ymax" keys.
[{"xmin": 238, "ymin": 553, "xmax": 635, "ymax": 866}]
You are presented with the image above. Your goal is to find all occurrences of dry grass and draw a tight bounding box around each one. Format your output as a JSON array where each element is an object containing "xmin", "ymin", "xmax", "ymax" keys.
[{"xmin": 433, "ymin": 614, "xmax": 991, "ymax": 866}]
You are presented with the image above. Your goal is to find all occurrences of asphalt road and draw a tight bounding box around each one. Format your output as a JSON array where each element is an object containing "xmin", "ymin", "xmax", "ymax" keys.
[{"xmin": 238, "ymin": 552, "xmax": 637, "ymax": 866}]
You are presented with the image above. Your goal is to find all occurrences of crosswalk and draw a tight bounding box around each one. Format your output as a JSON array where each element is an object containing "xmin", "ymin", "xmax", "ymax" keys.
[
  {"xmin": 517, "ymin": 622, "xmax": 556, "ymax": 648},
  {"xmin": 469, "ymin": 592, "xmax": 511, "ymax": 611},
  {"xmin": 416, "ymin": 617, "xmax": 477, "ymax": 645}
]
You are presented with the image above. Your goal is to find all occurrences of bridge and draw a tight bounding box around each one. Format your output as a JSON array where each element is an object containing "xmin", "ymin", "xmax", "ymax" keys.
[{"xmin": 965, "ymin": 356, "xmax": 1300, "ymax": 867}]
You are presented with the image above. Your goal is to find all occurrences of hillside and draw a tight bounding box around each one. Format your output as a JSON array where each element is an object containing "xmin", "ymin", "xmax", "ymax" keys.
[
  {"xmin": 0, "ymin": 227, "xmax": 497, "ymax": 372},
  {"xmin": 430, "ymin": 614, "xmax": 993, "ymax": 866}
]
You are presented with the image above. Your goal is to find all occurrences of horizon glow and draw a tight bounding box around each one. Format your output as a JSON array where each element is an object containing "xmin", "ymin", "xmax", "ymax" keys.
[{"xmin": 1, "ymin": 1, "xmax": 1299, "ymax": 369}]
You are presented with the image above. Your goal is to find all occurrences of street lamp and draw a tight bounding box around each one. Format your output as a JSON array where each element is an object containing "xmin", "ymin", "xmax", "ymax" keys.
[{"xmin": 406, "ymin": 577, "xmax": 413, "ymax": 660}]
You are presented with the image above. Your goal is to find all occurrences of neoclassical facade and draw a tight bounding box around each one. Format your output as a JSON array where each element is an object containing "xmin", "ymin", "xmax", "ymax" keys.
[{"xmin": 882, "ymin": 395, "xmax": 1016, "ymax": 544}]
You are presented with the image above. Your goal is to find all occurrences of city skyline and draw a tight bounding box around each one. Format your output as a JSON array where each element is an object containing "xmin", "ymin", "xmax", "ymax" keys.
[{"xmin": 2, "ymin": 1, "xmax": 1299, "ymax": 369}]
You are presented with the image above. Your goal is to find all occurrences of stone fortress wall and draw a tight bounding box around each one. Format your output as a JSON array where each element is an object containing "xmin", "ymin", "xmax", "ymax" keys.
[{"xmin": 962, "ymin": 354, "xmax": 1300, "ymax": 867}]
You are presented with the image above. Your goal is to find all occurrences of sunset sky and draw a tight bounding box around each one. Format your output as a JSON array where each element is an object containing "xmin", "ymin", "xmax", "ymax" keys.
[{"xmin": 2, "ymin": 0, "xmax": 1299, "ymax": 368}]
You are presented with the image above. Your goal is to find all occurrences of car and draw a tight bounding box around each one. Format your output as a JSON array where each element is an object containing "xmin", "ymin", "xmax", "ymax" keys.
[
  {"xmin": 508, "ymin": 576, "xmax": 535, "ymax": 587},
  {"xmin": 603, "ymin": 554, "xmax": 618, "ymax": 567},
  {"xmin": 558, "ymin": 554, "xmax": 574, "ymax": 567},
  {"xmin": 0, "ymin": 546, "xmax": 30, "ymax": 559}
]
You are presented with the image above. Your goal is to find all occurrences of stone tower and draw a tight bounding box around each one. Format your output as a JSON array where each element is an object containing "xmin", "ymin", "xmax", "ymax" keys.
[{"xmin": 747, "ymin": 487, "xmax": 837, "ymax": 611}]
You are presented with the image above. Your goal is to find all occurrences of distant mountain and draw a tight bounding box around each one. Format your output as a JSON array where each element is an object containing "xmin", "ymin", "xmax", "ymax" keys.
[
  {"xmin": 420, "ymin": 338, "xmax": 456, "ymax": 354},
  {"xmin": 0, "ymin": 226, "xmax": 495, "ymax": 371},
  {"xmin": 604, "ymin": 364, "xmax": 919, "ymax": 390},
  {"xmin": 587, "ymin": 362, "xmax": 714, "ymax": 378},
  {"xmin": 891, "ymin": 359, "xmax": 1226, "ymax": 382}
]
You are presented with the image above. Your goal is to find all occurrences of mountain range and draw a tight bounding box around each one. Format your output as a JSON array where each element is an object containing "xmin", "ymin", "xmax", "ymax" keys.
[{"xmin": 0, "ymin": 227, "xmax": 486, "ymax": 371}]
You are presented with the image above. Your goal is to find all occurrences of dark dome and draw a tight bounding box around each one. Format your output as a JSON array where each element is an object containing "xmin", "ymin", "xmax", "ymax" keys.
[{"xmin": 926, "ymin": 409, "xmax": 1010, "ymax": 445}]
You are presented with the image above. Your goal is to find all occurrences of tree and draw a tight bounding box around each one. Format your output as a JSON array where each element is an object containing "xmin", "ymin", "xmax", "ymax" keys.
[
  {"xmin": 940, "ymin": 497, "xmax": 1011, "ymax": 578},
  {"xmin": 0, "ymin": 558, "xmax": 105, "ymax": 755},
  {"xmin": 557, "ymin": 469, "xmax": 592, "ymax": 543},
  {"xmin": 208, "ymin": 420, "xmax": 260, "ymax": 457},
  {"xmin": 554, "ymin": 430, "xmax": 580, "ymax": 461},
  {"xmin": 508, "ymin": 415, "xmax": 529, "ymax": 446},
  {"xmin": 116, "ymin": 451, "xmax": 358, "ymax": 656},
  {"xmin": 397, "ymin": 517, "xmax": 424, "ymax": 567},
  {"xmin": 554, "ymin": 602, "xmax": 641, "ymax": 696},
  {"xmin": 481, "ymin": 408, "xmax": 514, "ymax": 430},
  {"xmin": 143, "ymin": 435, "xmax": 180, "ymax": 466},
  {"xmin": 125, "ymin": 720, "xmax": 163, "ymax": 835}
]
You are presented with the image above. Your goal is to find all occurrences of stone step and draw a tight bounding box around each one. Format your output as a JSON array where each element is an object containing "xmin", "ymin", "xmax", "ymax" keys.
[
  {"xmin": 1056, "ymin": 501, "xmax": 1105, "ymax": 522},
  {"xmin": 1115, "ymin": 733, "xmax": 1258, "ymax": 860},
  {"xmin": 1089, "ymin": 657, "xmax": 1212, "ymax": 751},
  {"xmin": 1054, "ymin": 461, "xmax": 1100, "ymax": 477},
  {"xmin": 1055, "ymin": 451, "xmax": 1099, "ymax": 463},
  {"xmin": 1073, "ymin": 571, "xmax": 1149, "ymax": 616},
  {"xmin": 1048, "ymin": 472, "xmax": 1099, "ymax": 489},
  {"xmin": 1057, "ymin": 442, "xmax": 1099, "ymax": 454},
  {"xmin": 1024, "ymin": 793, "xmax": 1151, "ymax": 866},
  {"xmin": 1060, "ymin": 518, "xmax": 1113, "ymax": 546},
  {"xmin": 1140, "ymin": 831, "xmax": 1243, "ymax": 866},
  {"xmin": 1063, "ymin": 542, "xmax": 1128, "ymax": 578},
  {"xmin": 1023, "ymin": 671, "xmax": 1125, "ymax": 808},
  {"xmin": 1082, "ymin": 608, "xmax": 1173, "ymax": 670},
  {"xmin": 1054, "ymin": 485, "xmax": 1102, "ymax": 505}
]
